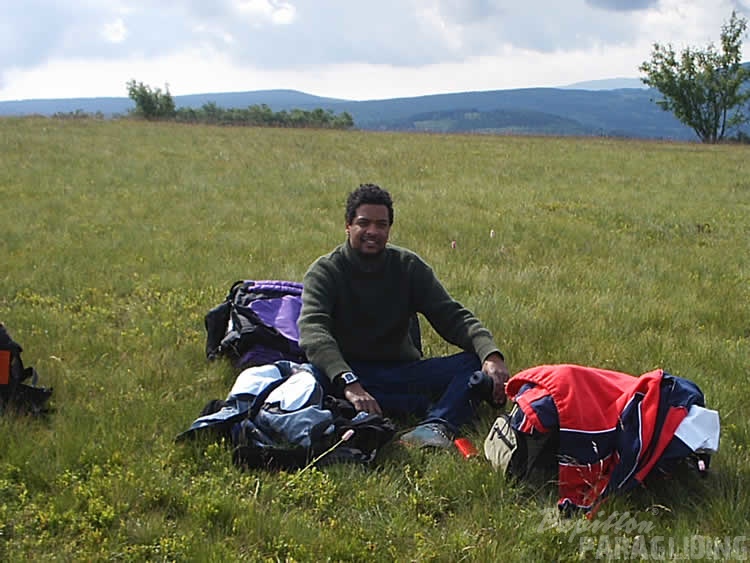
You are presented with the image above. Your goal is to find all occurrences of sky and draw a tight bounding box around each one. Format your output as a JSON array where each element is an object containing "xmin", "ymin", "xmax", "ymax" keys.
[{"xmin": 1, "ymin": 0, "xmax": 749, "ymax": 102}]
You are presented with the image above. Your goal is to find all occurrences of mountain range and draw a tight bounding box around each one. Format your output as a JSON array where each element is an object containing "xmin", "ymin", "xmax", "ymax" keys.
[{"xmin": 0, "ymin": 78, "xmax": 700, "ymax": 141}]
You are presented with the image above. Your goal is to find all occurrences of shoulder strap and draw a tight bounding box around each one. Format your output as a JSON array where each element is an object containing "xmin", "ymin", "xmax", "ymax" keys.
[{"xmin": 250, "ymin": 280, "xmax": 303, "ymax": 296}]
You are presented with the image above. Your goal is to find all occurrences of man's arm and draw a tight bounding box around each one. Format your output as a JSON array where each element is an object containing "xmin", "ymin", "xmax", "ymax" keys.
[
  {"xmin": 298, "ymin": 258, "xmax": 383, "ymax": 414},
  {"xmin": 298, "ymin": 259, "xmax": 351, "ymax": 380}
]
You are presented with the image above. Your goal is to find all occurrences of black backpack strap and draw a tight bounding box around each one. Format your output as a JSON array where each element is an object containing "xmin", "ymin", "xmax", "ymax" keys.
[
  {"xmin": 246, "ymin": 377, "xmax": 288, "ymax": 420},
  {"xmin": 204, "ymin": 301, "xmax": 231, "ymax": 360},
  {"xmin": 346, "ymin": 414, "xmax": 396, "ymax": 449}
]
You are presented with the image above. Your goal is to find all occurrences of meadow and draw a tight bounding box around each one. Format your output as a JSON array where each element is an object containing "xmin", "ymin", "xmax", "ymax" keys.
[{"xmin": 1, "ymin": 117, "xmax": 748, "ymax": 561}]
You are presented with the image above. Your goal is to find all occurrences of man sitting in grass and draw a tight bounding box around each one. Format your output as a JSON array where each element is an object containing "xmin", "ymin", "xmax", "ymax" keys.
[{"xmin": 298, "ymin": 183, "xmax": 509, "ymax": 449}]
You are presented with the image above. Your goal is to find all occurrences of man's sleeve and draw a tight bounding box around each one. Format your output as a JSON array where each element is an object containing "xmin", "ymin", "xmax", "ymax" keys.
[{"xmin": 297, "ymin": 260, "xmax": 351, "ymax": 381}]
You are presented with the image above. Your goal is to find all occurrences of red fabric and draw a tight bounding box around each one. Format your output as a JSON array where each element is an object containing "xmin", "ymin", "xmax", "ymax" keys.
[
  {"xmin": 558, "ymin": 454, "xmax": 617, "ymax": 509},
  {"xmin": 0, "ymin": 350, "xmax": 10, "ymax": 385},
  {"xmin": 508, "ymin": 364, "xmax": 662, "ymax": 433}
]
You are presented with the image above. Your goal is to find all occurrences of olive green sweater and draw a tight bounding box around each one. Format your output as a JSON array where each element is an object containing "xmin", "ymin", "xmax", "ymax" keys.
[{"xmin": 298, "ymin": 241, "xmax": 501, "ymax": 381}]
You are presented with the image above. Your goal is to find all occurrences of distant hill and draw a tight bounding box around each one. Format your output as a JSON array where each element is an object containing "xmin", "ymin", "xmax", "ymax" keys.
[
  {"xmin": 0, "ymin": 84, "xmax": 698, "ymax": 140},
  {"xmin": 398, "ymin": 107, "xmax": 595, "ymax": 136},
  {"xmin": 0, "ymin": 96, "xmax": 132, "ymax": 117},
  {"xmin": 174, "ymin": 89, "xmax": 348, "ymax": 111},
  {"xmin": 320, "ymin": 88, "xmax": 697, "ymax": 140},
  {"xmin": 0, "ymin": 89, "xmax": 346, "ymax": 119},
  {"xmin": 560, "ymin": 77, "xmax": 647, "ymax": 90}
]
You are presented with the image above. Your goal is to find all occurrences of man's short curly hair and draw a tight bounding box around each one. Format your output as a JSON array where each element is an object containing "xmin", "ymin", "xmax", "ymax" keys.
[{"xmin": 345, "ymin": 184, "xmax": 394, "ymax": 225}]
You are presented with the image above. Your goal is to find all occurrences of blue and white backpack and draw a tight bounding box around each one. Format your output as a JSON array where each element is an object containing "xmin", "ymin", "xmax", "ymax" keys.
[{"xmin": 178, "ymin": 361, "xmax": 395, "ymax": 470}]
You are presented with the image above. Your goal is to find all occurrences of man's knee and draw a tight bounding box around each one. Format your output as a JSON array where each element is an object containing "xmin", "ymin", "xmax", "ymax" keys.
[{"xmin": 438, "ymin": 351, "xmax": 482, "ymax": 375}]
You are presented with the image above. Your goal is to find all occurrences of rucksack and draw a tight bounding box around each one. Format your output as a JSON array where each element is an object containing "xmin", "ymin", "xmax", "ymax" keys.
[
  {"xmin": 177, "ymin": 361, "xmax": 396, "ymax": 471},
  {"xmin": 0, "ymin": 323, "xmax": 53, "ymax": 415},
  {"xmin": 205, "ymin": 280, "xmax": 307, "ymax": 369},
  {"xmin": 484, "ymin": 365, "xmax": 719, "ymax": 515}
]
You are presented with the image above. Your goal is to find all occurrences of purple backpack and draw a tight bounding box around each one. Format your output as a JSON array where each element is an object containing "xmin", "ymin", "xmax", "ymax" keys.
[{"xmin": 205, "ymin": 280, "xmax": 306, "ymax": 368}]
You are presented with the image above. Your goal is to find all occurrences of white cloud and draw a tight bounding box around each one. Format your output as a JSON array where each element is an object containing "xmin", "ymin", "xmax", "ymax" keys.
[
  {"xmin": 101, "ymin": 19, "xmax": 127, "ymax": 43},
  {"xmin": 193, "ymin": 23, "xmax": 235, "ymax": 45},
  {"xmin": 234, "ymin": 0, "xmax": 296, "ymax": 24},
  {"xmin": 0, "ymin": 0, "xmax": 747, "ymax": 101}
]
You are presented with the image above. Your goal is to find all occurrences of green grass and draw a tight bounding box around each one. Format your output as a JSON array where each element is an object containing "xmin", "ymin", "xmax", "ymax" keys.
[{"xmin": 1, "ymin": 118, "xmax": 749, "ymax": 561}]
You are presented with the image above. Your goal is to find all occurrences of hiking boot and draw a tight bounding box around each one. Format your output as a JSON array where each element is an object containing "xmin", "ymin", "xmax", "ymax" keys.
[{"xmin": 399, "ymin": 422, "xmax": 454, "ymax": 449}]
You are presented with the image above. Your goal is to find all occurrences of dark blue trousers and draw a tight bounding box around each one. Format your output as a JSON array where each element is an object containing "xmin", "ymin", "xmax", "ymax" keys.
[{"xmin": 348, "ymin": 352, "xmax": 482, "ymax": 433}]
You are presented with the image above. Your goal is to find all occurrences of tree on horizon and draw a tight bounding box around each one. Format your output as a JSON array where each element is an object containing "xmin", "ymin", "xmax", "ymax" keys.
[{"xmin": 640, "ymin": 11, "xmax": 750, "ymax": 143}]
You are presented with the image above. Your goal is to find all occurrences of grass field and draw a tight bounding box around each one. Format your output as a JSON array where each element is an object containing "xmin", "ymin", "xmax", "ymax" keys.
[{"xmin": 1, "ymin": 117, "xmax": 749, "ymax": 561}]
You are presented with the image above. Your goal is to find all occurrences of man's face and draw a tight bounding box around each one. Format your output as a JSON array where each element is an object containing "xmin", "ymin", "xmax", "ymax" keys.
[{"xmin": 346, "ymin": 204, "xmax": 391, "ymax": 256}]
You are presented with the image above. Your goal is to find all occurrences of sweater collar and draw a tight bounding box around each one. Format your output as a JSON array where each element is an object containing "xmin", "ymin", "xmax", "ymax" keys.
[{"xmin": 343, "ymin": 240, "xmax": 388, "ymax": 273}]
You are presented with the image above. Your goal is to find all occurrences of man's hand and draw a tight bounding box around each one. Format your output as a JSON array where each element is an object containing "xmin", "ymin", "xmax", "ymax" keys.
[
  {"xmin": 482, "ymin": 352, "xmax": 510, "ymax": 406},
  {"xmin": 343, "ymin": 382, "xmax": 383, "ymax": 415}
]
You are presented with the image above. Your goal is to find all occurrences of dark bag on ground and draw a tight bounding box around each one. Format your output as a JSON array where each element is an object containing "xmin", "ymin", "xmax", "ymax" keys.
[
  {"xmin": 177, "ymin": 361, "xmax": 396, "ymax": 471},
  {"xmin": 205, "ymin": 280, "xmax": 307, "ymax": 369},
  {"xmin": 0, "ymin": 323, "xmax": 53, "ymax": 414}
]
